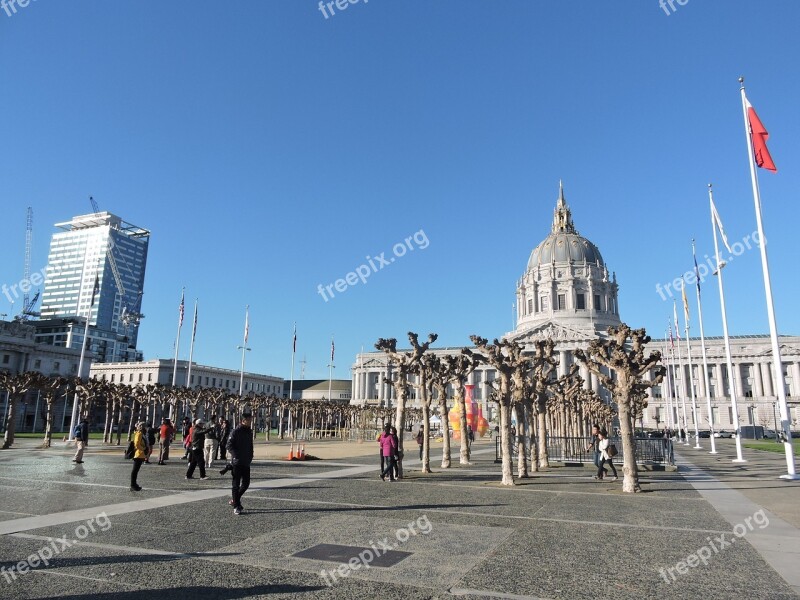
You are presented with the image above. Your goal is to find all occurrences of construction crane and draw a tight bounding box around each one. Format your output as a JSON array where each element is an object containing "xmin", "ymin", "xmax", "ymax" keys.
[{"xmin": 15, "ymin": 208, "xmax": 40, "ymax": 321}]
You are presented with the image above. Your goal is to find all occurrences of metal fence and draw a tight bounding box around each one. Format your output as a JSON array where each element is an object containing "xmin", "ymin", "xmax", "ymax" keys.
[{"xmin": 495, "ymin": 436, "xmax": 674, "ymax": 465}]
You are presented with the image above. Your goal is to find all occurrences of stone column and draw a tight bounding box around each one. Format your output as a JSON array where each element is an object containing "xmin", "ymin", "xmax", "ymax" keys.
[
  {"xmin": 696, "ymin": 360, "xmax": 706, "ymax": 400},
  {"xmin": 792, "ymin": 362, "xmax": 800, "ymax": 398},
  {"xmin": 753, "ymin": 363, "xmax": 765, "ymax": 398},
  {"xmin": 734, "ymin": 363, "xmax": 745, "ymax": 397},
  {"xmin": 559, "ymin": 350, "xmax": 569, "ymax": 377},
  {"xmin": 713, "ymin": 363, "xmax": 725, "ymax": 398},
  {"xmin": 761, "ymin": 362, "xmax": 774, "ymax": 397}
]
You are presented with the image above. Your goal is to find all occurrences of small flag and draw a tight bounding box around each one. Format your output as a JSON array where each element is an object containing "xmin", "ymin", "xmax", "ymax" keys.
[
  {"xmin": 710, "ymin": 197, "xmax": 733, "ymax": 253},
  {"xmin": 330, "ymin": 338, "xmax": 335, "ymax": 362},
  {"xmin": 292, "ymin": 323, "xmax": 297, "ymax": 353},
  {"xmin": 90, "ymin": 275, "xmax": 100, "ymax": 307},
  {"xmin": 178, "ymin": 290, "xmax": 185, "ymax": 327},
  {"xmin": 668, "ymin": 322, "xmax": 675, "ymax": 348},
  {"xmin": 681, "ymin": 280, "xmax": 690, "ymax": 322},
  {"xmin": 692, "ymin": 245, "xmax": 702, "ymax": 299},
  {"xmin": 244, "ymin": 306, "xmax": 249, "ymax": 344},
  {"xmin": 745, "ymin": 95, "xmax": 777, "ymax": 172},
  {"xmin": 673, "ymin": 302, "xmax": 681, "ymax": 339},
  {"xmin": 192, "ymin": 301, "xmax": 198, "ymax": 338}
]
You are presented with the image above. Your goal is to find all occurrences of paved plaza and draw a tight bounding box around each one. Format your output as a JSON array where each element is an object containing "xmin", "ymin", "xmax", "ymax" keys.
[{"xmin": 0, "ymin": 437, "xmax": 798, "ymax": 599}]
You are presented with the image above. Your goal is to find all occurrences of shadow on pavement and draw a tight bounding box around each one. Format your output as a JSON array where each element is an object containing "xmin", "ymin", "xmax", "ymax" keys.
[{"xmin": 58, "ymin": 584, "xmax": 325, "ymax": 599}]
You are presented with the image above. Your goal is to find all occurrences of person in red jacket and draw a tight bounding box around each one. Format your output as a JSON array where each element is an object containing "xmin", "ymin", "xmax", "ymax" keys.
[{"xmin": 158, "ymin": 418, "xmax": 175, "ymax": 465}]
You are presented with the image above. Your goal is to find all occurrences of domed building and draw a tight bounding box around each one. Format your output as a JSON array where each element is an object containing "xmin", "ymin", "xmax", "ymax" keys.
[{"xmin": 350, "ymin": 184, "xmax": 800, "ymax": 436}]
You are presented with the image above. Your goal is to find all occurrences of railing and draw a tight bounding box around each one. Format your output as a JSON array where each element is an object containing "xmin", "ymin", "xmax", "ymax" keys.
[{"xmin": 495, "ymin": 436, "xmax": 674, "ymax": 465}]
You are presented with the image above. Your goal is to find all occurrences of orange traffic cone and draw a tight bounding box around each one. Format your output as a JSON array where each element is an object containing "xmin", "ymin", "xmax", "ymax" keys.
[
  {"xmin": 298, "ymin": 444, "xmax": 305, "ymax": 460},
  {"xmin": 288, "ymin": 443, "xmax": 295, "ymax": 460}
]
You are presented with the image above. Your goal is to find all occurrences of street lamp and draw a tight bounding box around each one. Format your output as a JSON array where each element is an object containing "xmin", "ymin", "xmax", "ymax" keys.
[{"xmin": 772, "ymin": 400, "xmax": 779, "ymax": 440}]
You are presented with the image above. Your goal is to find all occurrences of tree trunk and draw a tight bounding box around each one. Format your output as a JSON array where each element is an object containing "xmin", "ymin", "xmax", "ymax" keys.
[
  {"xmin": 440, "ymin": 397, "xmax": 451, "ymax": 468},
  {"xmin": 421, "ymin": 401, "xmax": 431, "ymax": 473},
  {"xmin": 2, "ymin": 395, "xmax": 19, "ymax": 449},
  {"xmin": 457, "ymin": 387, "xmax": 471, "ymax": 465},
  {"xmin": 530, "ymin": 406, "xmax": 540, "ymax": 472},
  {"xmin": 618, "ymin": 396, "xmax": 641, "ymax": 493},
  {"xmin": 499, "ymin": 401, "xmax": 514, "ymax": 485},
  {"xmin": 42, "ymin": 395, "xmax": 55, "ymax": 448},
  {"xmin": 394, "ymin": 386, "xmax": 407, "ymax": 479},
  {"xmin": 514, "ymin": 404, "xmax": 529, "ymax": 478},
  {"xmin": 536, "ymin": 397, "xmax": 550, "ymax": 469}
]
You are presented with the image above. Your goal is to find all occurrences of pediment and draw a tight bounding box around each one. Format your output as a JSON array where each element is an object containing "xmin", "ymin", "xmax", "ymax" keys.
[{"xmin": 509, "ymin": 321, "xmax": 597, "ymax": 344}]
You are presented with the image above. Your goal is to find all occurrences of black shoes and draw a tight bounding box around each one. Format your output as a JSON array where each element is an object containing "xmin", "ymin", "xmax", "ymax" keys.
[{"xmin": 130, "ymin": 485, "xmax": 142, "ymax": 492}]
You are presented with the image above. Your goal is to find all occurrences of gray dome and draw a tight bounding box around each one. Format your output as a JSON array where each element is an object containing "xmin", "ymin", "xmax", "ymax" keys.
[{"xmin": 527, "ymin": 233, "xmax": 605, "ymax": 270}]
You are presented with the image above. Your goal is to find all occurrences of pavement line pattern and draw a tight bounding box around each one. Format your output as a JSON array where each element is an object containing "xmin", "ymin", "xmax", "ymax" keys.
[
  {"xmin": 676, "ymin": 452, "xmax": 800, "ymax": 594},
  {"xmin": 449, "ymin": 587, "xmax": 552, "ymax": 599}
]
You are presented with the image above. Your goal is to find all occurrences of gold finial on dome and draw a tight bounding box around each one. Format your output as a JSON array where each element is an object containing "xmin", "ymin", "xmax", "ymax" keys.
[{"xmin": 552, "ymin": 181, "xmax": 576, "ymax": 234}]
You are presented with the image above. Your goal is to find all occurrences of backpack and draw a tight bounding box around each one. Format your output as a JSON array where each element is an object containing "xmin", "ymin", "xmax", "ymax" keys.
[
  {"xmin": 607, "ymin": 443, "xmax": 618, "ymax": 458},
  {"xmin": 124, "ymin": 441, "xmax": 135, "ymax": 460},
  {"xmin": 73, "ymin": 424, "xmax": 83, "ymax": 439}
]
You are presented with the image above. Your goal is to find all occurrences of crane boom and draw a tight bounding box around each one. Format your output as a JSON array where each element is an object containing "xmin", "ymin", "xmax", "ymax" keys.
[{"xmin": 22, "ymin": 207, "xmax": 32, "ymax": 314}]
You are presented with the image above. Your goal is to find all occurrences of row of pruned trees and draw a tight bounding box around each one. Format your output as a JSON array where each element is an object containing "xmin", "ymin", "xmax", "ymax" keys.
[
  {"xmin": 376, "ymin": 324, "xmax": 664, "ymax": 493},
  {"xmin": 0, "ymin": 374, "xmax": 409, "ymax": 450}
]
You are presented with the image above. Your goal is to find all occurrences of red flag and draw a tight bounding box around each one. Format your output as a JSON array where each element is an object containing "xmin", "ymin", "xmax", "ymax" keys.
[{"xmin": 746, "ymin": 97, "xmax": 777, "ymax": 172}]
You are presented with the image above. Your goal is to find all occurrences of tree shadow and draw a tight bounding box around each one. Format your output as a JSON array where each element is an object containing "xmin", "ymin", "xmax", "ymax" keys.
[{"xmin": 55, "ymin": 584, "xmax": 324, "ymax": 599}]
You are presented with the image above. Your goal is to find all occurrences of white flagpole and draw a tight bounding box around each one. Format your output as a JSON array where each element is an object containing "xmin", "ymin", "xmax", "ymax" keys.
[
  {"xmin": 672, "ymin": 308, "xmax": 701, "ymax": 448},
  {"xmin": 681, "ymin": 290, "xmax": 704, "ymax": 454},
  {"xmin": 709, "ymin": 185, "xmax": 746, "ymax": 463},
  {"xmin": 238, "ymin": 305, "xmax": 250, "ymax": 397},
  {"xmin": 692, "ymin": 241, "xmax": 717, "ymax": 454},
  {"xmin": 328, "ymin": 336, "xmax": 335, "ymax": 401},
  {"xmin": 663, "ymin": 333, "xmax": 676, "ymax": 435},
  {"xmin": 171, "ymin": 288, "xmax": 184, "ymax": 387},
  {"xmin": 682, "ymin": 286, "xmax": 712, "ymax": 452},
  {"xmin": 289, "ymin": 323, "xmax": 296, "ymax": 401},
  {"xmin": 739, "ymin": 78, "xmax": 796, "ymax": 478},
  {"xmin": 186, "ymin": 300, "xmax": 198, "ymax": 388}
]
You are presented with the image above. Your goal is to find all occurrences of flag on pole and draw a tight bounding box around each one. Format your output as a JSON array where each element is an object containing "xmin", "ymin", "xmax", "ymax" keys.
[
  {"xmin": 710, "ymin": 197, "xmax": 733, "ymax": 253},
  {"xmin": 681, "ymin": 280, "xmax": 690, "ymax": 322},
  {"xmin": 292, "ymin": 323, "xmax": 297, "ymax": 353},
  {"xmin": 692, "ymin": 243, "xmax": 702, "ymax": 299},
  {"xmin": 668, "ymin": 322, "xmax": 675, "ymax": 348},
  {"xmin": 744, "ymin": 94, "xmax": 777, "ymax": 172},
  {"xmin": 90, "ymin": 275, "xmax": 100, "ymax": 307},
  {"xmin": 244, "ymin": 306, "xmax": 249, "ymax": 344},
  {"xmin": 330, "ymin": 338, "xmax": 335, "ymax": 362},
  {"xmin": 673, "ymin": 301, "xmax": 681, "ymax": 339},
  {"xmin": 178, "ymin": 290, "xmax": 185, "ymax": 327},
  {"xmin": 192, "ymin": 301, "xmax": 198, "ymax": 338}
]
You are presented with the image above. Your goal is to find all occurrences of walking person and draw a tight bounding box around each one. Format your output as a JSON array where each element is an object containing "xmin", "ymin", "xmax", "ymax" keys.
[
  {"xmin": 130, "ymin": 422, "xmax": 147, "ymax": 492},
  {"xmin": 227, "ymin": 411, "xmax": 254, "ymax": 515},
  {"xmin": 144, "ymin": 424, "xmax": 157, "ymax": 463},
  {"xmin": 181, "ymin": 416, "xmax": 192, "ymax": 460},
  {"xmin": 203, "ymin": 416, "xmax": 220, "ymax": 468},
  {"xmin": 377, "ymin": 424, "xmax": 390, "ymax": 473},
  {"xmin": 380, "ymin": 425, "xmax": 398, "ymax": 482},
  {"xmin": 597, "ymin": 429, "xmax": 618, "ymax": 481},
  {"xmin": 416, "ymin": 427, "xmax": 424, "ymax": 460},
  {"xmin": 390, "ymin": 426, "xmax": 401, "ymax": 479},
  {"xmin": 158, "ymin": 418, "xmax": 174, "ymax": 465},
  {"xmin": 585, "ymin": 423, "xmax": 605, "ymax": 479},
  {"xmin": 72, "ymin": 418, "xmax": 89, "ymax": 464},
  {"xmin": 217, "ymin": 418, "xmax": 230, "ymax": 461},
  {"xmin": 185, "ymin": 419, "xmax": 209, "ymax": 480}
]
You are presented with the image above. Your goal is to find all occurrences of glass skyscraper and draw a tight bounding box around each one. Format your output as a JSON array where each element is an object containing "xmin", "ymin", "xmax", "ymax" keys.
[{"xmin": 37, "ymin": 212, "xmax": 150, "ymax": 363}]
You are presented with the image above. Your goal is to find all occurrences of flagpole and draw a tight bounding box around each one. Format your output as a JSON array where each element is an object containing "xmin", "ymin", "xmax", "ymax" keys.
[
  {"xmin": 238, "ymin": 305, "xmax": 250, "ymax": 397},
  {"xmin": 709, "ymin": 185, "xmax": 746, "ymax": 463},
  {"xmin": 672, "ymin": 310, "xmax": 689, "ymax": 440},
  {"xmin": 328, "ymin": 336, "xmax": 335, "ymax": 401},
  {"xmin": 691, "ymin": 241, "xmax": 716, "ymax": 454},
  {"xmin": 739, "ymin": 78, "xmax": 796, "ymax": 478},
  {"xmin": 289, "ymin": 323, "xmax": 296, "ymax": 402},
  {"xmin": 186, "ymin": 300, "xmax": 198, "ymax": 388},
  {"xmin": 677, "ymin": 298, "xmax": 691, "ymax": 444},
  {"xmin": 663, "ymin": 333, "xmax": 676, "ymax": 435},
  {"xmin": 69, "ymin": 263, "xmax": 98, "ymax": 441},
  {"xmin": 169, "ymin": 288, "xmax": 185, "ymax": 420},
  {"xmin": 664, "ymin": 327, "xmax": 674, "ymax": 432}
]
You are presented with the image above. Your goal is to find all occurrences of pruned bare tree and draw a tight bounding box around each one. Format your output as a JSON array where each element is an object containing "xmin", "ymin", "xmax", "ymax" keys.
[
  {"xmin": 442, "ymin": 349, "xmax": 481, "ymax": 465},
  {"xmin": 574, "ymin": 324, "xmax": 665, "ymax": 493},
  {"xmin": 529, "ymin": 339, "xmax": 562, "ymax": 469}
]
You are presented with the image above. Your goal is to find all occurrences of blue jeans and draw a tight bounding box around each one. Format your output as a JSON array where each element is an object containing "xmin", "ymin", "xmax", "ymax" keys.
[{"xmin": 593, "ymin": 450, "xmax": 601, "ymax": 468}]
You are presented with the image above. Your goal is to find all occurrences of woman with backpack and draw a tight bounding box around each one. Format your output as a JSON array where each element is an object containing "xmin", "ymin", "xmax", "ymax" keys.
[{"xmin": 597, "ymin": 429, "xmax": 618, "ymax": 481}]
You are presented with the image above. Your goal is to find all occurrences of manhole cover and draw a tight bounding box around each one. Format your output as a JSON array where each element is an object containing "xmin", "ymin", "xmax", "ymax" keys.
[{"xmin": 292, "ymin": 543, "xmax": 411, "ymax": 568}]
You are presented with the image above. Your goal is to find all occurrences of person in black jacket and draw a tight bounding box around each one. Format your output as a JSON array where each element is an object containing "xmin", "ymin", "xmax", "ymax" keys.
[
  {"xmin": 185, "ymin": 419, "xmax": 210, "ymax": 480},
  {"xmin": 227, "ymin": 412, "xmax": 254, "ymax": 515},
  {"xmin": 217, "ymin": 418, "xmax": 230, "ymax": 461}
]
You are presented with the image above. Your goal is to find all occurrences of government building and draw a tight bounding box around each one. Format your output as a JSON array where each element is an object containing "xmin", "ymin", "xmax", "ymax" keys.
[{"xmin": 350, "ymin": 185, "xmax": 800, "ymax": 433}]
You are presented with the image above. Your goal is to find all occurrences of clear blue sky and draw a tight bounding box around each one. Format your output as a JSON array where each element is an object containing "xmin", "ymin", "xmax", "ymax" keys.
[{"xmin": 2, "ymin": 1, "xmax": 799, "ymax": 379}]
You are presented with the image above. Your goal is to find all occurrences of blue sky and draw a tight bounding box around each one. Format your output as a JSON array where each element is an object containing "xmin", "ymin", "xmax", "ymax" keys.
[{"xmin": 2, "ymin": 1, "xmax": 799, "ymax": 380}]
